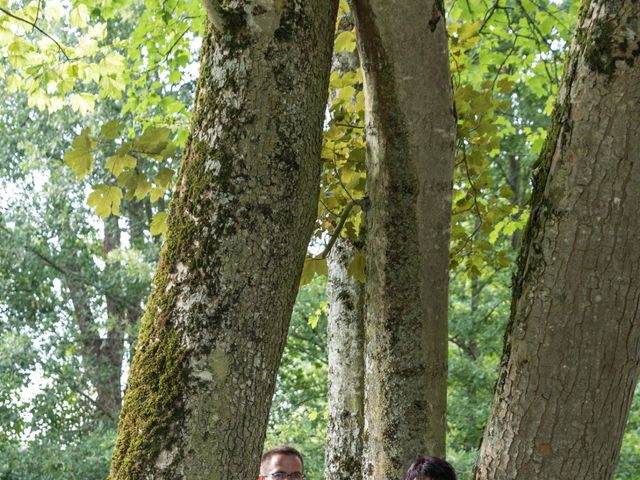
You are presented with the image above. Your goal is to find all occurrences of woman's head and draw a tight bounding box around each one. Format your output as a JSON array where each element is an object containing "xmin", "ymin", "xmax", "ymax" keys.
[{"xmin": 404, "ymin": 456, "xmax": 457, "ymax": 480}]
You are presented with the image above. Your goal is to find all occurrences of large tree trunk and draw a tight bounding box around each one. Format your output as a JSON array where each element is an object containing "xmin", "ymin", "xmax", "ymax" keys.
[
  {"xmin": 352, "ymin": 0, "xmax": 456, "ymax": 477},
  {"xmin": 109, "ymin": 2, "xmax": 338, "ymax": 479},
  {"xmin": 325, "ymin": 238, "xmax": 365, "ymax": 480},
  {"xmin": 475, "ymin": 1, "xmax": 640, "ymax": 478}
]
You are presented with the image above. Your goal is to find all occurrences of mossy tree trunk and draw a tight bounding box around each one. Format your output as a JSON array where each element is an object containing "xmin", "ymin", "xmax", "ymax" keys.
[
  {"xmin": 109, "ymin": 2, "xmax": 338, "ymax": 478},
  {"xmin": 325, "ymin": 238, "xmax": 365, "ymax": 480},
  {"xmin": 474, "ymin": 1, "xmax": 640, "ymax": 478},
  {"xmin": 352, "ymin": 0, "xmax": 456, "ymax": 478}
]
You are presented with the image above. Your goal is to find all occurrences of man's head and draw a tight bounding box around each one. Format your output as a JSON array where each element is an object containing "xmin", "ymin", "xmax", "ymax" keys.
[
  {"xmin": 404, "ymin": 456, "xmax": 457, "ymax": 480},
  {"xmin": 258, "ymin": 446, "xmax": 304, "ymax": 480}
]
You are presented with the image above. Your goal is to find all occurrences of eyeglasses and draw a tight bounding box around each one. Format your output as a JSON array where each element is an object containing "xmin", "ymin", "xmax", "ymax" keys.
[{"xmin": 262, "ymin": 473, "xmax": 305, "ymax": 480}]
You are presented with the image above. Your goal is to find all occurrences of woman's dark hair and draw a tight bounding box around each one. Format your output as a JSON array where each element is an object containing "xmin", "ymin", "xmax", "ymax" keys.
[{"xmin": 404, "ymin": 456, "xmax": 457, "ymax": 480}]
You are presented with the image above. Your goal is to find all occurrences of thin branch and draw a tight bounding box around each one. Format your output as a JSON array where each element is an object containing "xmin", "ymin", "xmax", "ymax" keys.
[
  {"xmin": 331, "ymin": 146, "xmax": 356, "ymax": 203},
  {"xmin": 316, "ymin": 199, "xmax": 366, "ymax": 259},
  {"xmin": 0, "ymin": 6, "xmax": 70, "ymax": 60},
  {"xmin": 32, "ymin": 0, "xmax": 42, "ymax": 31},
  {"xmin": 334, "ymin": 122, "xmax": 364, "ymax": 129},
  {"xmin": 143, "ymin": 26, "xmax": 190, "ymax": 74}
]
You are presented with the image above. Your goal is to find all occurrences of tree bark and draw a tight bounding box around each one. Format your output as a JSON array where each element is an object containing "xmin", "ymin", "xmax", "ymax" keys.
[
  {"xmin": 325, "ymin": 238, "xmax": 365, "ymax": 480},
  {"xmin": 475, "ymin": 1, "xmax": 640, "ymax": 478},
  {"xmin": 109, "ymin": 2, "xmax": 338, "ymax": 479},
  {"xmin": 352, "ymin": 0, "xmax": 456, "ymax": 477}
]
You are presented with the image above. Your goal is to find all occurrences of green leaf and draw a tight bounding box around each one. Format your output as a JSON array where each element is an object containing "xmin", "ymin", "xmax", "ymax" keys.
[
  {"xmin": 86, "ymin": 184, "xmax": 122, "ymax": 217},
  {"xmin": 27, "ymin": 89, "xmax": 49, "ymax": 111},
  {"xmin": 130, "ymin": 174, "xmax": 151, "ymax": 200},
  {"xmin": 105, "ymin": 154, "xmax": 137, "ymax": 177},
  {"xmin": 307, "ymin": 301, "xmax": 328, "ymax": 329},
  {"xmin": 155, "ymin": 168, "xmax": 175, "ymax": 187},
  {"xmin": 496, "ymin": 77, "xmax": 515, "ymax": 93},
  {"xmin": 135, "ymin": 127, "xmax": 172, "ymax": 156},
  {"xmin": 300, "ymin": 257, "xmax": 328, "ymax": 286},
  {"xmin": 100, "ymin": 74, "xmax": 125, "ymax": 99},
  {"xmin": 101, "ymin": 120, "xmax": 125, "ymax": 139},
  {"xmin": 70, "ymin": 93, "xmax": 96, "ymax": 115},
  {"xmin": 69, "ymin": 4, "xmax": 90, "ymax": 28},
  {"xmin": 150, "ymin": 211, "xmax": 168, "ymax": 236},
  {"xmin": 334, "ymin": 30, "xmax": 356, "ymax": 53},
  {"xmin": 150, "ymin": 187, "xmax": 165, "ymax": 203},
  {"xmin": 64, "ymin": 129, "xmax": 94, "ymax": 179}
]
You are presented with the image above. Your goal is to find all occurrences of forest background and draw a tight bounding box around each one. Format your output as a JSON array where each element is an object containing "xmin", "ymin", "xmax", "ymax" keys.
[{"xmin": 0, "ymin": 0, "xmax": 638, "ymax": 478}]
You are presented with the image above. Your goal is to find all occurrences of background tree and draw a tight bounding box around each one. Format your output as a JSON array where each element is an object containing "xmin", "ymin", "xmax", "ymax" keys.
[
  {"xmin": 324, "ymin": 238, "xmax": 365, "ymax": 480},
  {"xmin": 352, "ymin": 1, "xmax": 456, "ymax": 477}
]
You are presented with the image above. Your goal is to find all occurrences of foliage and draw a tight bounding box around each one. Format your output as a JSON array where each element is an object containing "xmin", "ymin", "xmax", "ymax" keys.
[
  {"xmin": 1, "ymin": 0, "xmax": 640, "ymax": 479},
  {"xmin": 265, "ymin": 277, "xmax": 328, "ymax": 480}
]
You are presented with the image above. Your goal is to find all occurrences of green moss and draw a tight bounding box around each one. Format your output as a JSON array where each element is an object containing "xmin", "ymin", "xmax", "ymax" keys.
[
  {"xmin": 583, "ymin": 18, "xmax": 616, "ymax": 76},
  {"xmin": 109, "ymin": 311, "xmax": 187, "ymax": 478},
  {"xmin": 580, "ymin": 2, "xmax": 640, "ymax": 77}
]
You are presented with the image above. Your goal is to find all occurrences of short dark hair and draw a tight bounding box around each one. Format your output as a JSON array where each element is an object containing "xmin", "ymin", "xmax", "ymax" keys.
[
  {"xmin": 404, "ymin": 456, "xmax": 456, "ymax": 480},
  {"xmin": 261, "ymin": 446, "xmax": 304, "ymax": 470}
]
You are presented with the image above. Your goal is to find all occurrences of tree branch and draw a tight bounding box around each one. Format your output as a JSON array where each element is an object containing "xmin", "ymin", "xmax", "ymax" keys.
[
  {"xmin": 317, "ymin": 198, "xmax": 366, "ymax": 259},
  {"xmin": 0, "ymin": 6, "xmax": 70, "ymax": 60}
]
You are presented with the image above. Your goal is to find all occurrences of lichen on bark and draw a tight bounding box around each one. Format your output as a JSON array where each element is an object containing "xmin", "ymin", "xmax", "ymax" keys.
[
  {"xmin": 109, "ymin": 2, "xmax": 338, "ymax": 478},
  {"xmin": 352, "ymin": 0, "xmax": 456, "ymax": 478}
]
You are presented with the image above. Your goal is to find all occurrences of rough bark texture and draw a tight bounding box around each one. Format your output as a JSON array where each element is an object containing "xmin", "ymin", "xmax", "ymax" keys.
[
  {"xmin": 352, "ymin": 0, "xmax": 456, "ymax": 477},
  {"xmin": 109, "ymin": 2, "xmax": 338, "ymax": 478},
  {"xmin": 475, "ymin": 1, "xmax": 640, "ymax": 478},
  {"xmin": 325, "ymin": 238, "xmax": 365, "ymax": 480}
]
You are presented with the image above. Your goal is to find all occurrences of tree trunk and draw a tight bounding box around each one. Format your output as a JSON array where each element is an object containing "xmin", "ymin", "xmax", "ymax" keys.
[
  {"xmin": 325, "ymin": 238, "xmax": 365, "ymax": 480},
  {"xmin": 475, "ymin": 1, "xmax": 640, "ymax": 478},
  {"xmin": 124, "ymin": 199, "xmax": 149, "ymax": 363},
  {"xmin": 109, "ymin": 2, "xmax": 338, "ymax": 479},
  {"xmin": 101, "ymin": 215, "xmax": 125, "ymax": 423},
  {"xmin": 352, "ymin": 0, "xmax": 456, "ymax": 477}
]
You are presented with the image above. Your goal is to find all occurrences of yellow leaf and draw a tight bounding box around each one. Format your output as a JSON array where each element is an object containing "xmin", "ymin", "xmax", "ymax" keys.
[
  {"xmin": 44, "ymin": 2, "xmax": 64, "ymax": 20},
  {"xmin": 70, "ymin": 93, "xmax": 96, "ymax": 115},
  {"xmin": 155, "ymin": 168, "xmax": 175, "ymax": 188},
  {"xmin": 100, "ymin": 75, "xmax": 125, "ymax": 99},
  {"xmin": 7, "ymin": 74, "xmax": 22, "ymax": 93},
  {"xmin": 64, "ymin": 129, "xmax": 94, "ymax": 179},
  {"xmin": 48, "ymin": 96, "xmax": 64, "ymax": 112},
  {"xmin": 149, "ymin": 187, "xmax": 165, "ymax": 203},
  {"xmin": 105, "ymin": 154, "xmax": 136, "ymax": 177},
  {"xmin": 150, "ymin": 211, "xmax": 168, "ymax": 236},
  {"xmin": 27, "ymin": 89, "xmax": 49, "ymax": 110},
  {"xmin": 131, "ymin": 174, "xmax": 151, "ymax": 200},
  {"xmin": 299, "ymin": 257, "xmax": 328, "ymax": 286},
  {"xmin": 347, "ymin": 250, "xmax": 366, "ymax": 283},
  {"xmin": 69, "ymin": 4, "xmax": 90, "ymax": 28},
  {"xmin": 334, "ymin": 30, "xmax": 356, "ymax": 53},
  {"xmin": 87, "ymin": 184, "xmax": 122, "ymax": 217}
]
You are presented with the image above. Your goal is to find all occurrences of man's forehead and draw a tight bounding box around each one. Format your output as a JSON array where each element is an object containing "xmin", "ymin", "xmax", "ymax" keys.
[{"xmin": 261, "ymin": 453, "xmax": 303, "ymax": 472}]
